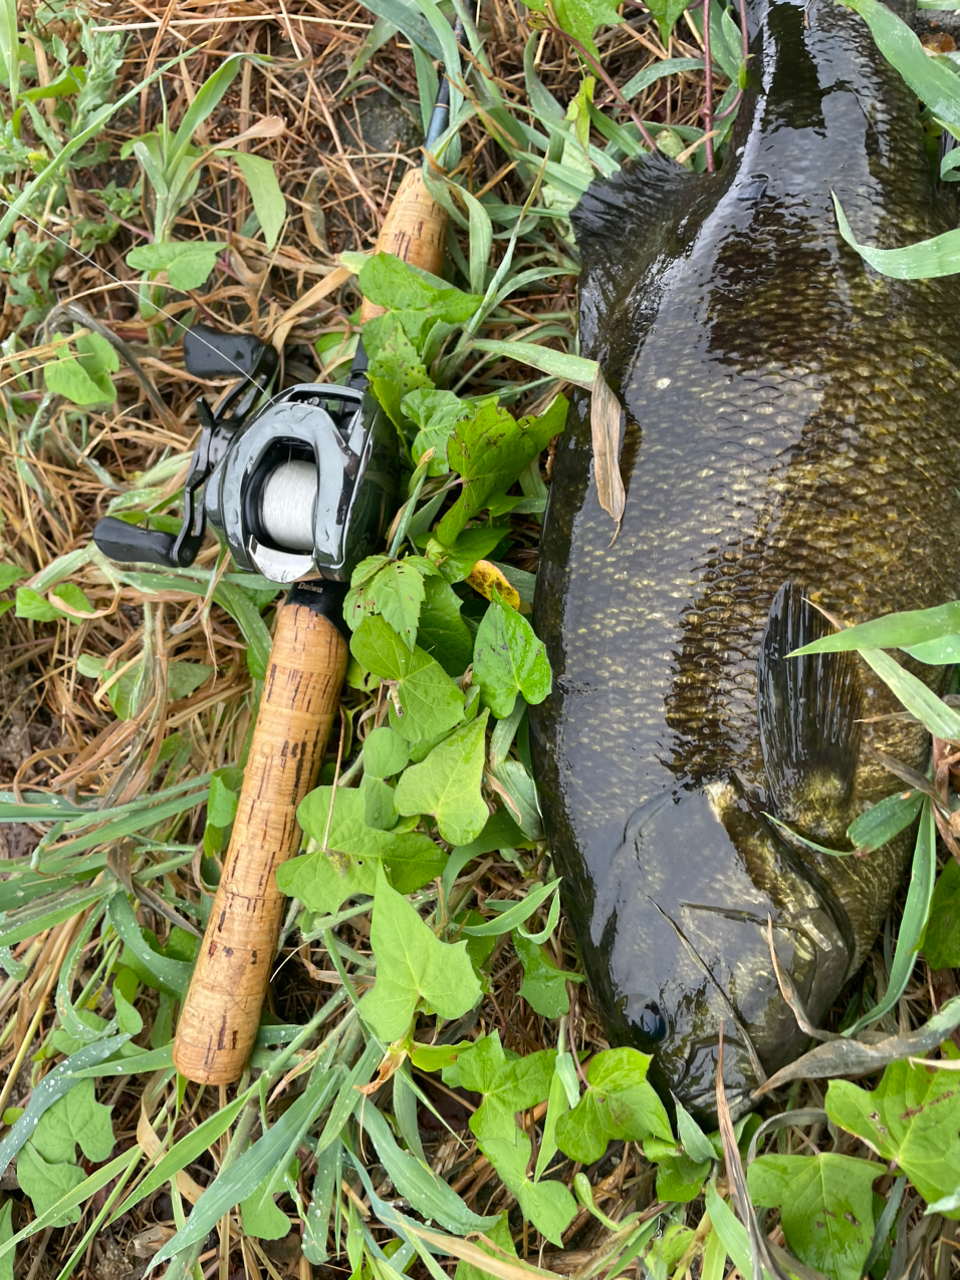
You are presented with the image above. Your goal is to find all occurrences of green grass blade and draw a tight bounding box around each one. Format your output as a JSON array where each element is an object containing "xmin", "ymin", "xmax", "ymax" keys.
[
  {"xmin": 460, "ymin": 878, "xmax": 561, "ymax": 936},
  {"xmin": 353, "ymin": 0, "xmax": 443, "ymax": 58},
  {"xmin": 470, "ymin": 339, "xmax": 596, "ymax": 386},
  {"xmin": 113, "ymin": 1091, "xmax": 251, "ymax": 1220},
  {"xmin": 858, "ymin": 648, "xmax": 960, "ymax": 742},
  {"xmin": 0, "ymin": 0, "xmax": 18, "ymax": 109},
  {"xmin": 362, "ymin": 1103, "xmax": 498, "ymax": 1233},
  {"xmin": 844, "ymin": 797, "xmax": 936, "ymax": 1036},
  {"xmin": 0, "ymin": 884, "xmax": 106, "ymax": 949},
  {"xmin": 168, "ymin": 53, "xmax": 246, "ymax": 175},
  {"xmin": 106, "ymin": 893, "xmax": 192, "ymax": 995},
  {"xmin": 149, "ymin": 1068, "xmax": 341, "ymax": 1269},
  {"xmin": 0, "ymin": 49, "xmax": 193, "ymax": 240},
  {"xmin": 834, "ymin": 192, "xmax": 960, "ymax": 279},
  {"xmin": 789, "ymin": 599, "xmax": 960, "ymax": 656},
  {"xmin": 842, "ymin": 0, "xmax": 960, "ymax": 131}
]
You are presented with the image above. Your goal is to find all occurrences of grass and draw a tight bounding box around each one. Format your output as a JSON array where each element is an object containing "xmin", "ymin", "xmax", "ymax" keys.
[{"xmin": 1, "ymin": 1, "xmax": 960, "ymax": 1278}]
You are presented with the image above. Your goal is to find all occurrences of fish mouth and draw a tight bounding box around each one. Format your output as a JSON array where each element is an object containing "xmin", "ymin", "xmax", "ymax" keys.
[{"xmin": 670, "ymin": 1027, "xmax": 765, "ymax": 1125}]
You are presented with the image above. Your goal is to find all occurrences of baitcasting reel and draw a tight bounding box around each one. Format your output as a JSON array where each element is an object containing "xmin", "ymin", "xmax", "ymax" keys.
[{"xmin": 93, "ymin": 324, "xmax": 397, "ymax": 585}]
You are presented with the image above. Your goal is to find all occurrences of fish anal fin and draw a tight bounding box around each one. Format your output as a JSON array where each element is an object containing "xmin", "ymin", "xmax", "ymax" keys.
[{"xmin": 757, "ymin": 582, "xmax": 863, "ymax": 846}]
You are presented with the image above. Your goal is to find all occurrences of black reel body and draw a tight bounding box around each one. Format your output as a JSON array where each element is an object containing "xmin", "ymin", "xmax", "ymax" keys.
[{"xmin": 93, "ymin": 325, "xmax": 397, "ymax": 585}]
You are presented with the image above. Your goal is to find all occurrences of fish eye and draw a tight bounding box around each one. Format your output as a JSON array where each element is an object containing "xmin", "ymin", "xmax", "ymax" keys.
[{"xmin": 638, "ymin": 1001, "xmax": 667, "ymax": 1043}]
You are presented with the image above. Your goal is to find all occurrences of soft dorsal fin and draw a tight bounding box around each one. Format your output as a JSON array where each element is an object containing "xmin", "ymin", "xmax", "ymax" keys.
[
  {"xmin": 757, "ymin": 582, "xmax": 863, "ymax": 846},
  {"xmin": 572, "ymin": 151, "xmax": 706, "ymax": 355}
]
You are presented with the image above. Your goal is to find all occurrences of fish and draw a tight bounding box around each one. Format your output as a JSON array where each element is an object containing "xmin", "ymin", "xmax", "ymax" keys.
[{"xmin": 529, "ymin": 0, "xmax": 960, "ymax": 1120}]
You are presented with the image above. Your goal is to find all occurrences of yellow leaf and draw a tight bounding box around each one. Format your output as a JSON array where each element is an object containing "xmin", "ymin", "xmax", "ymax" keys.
[{"xmin": 467, "ymin": 561, "xmax": 520, "ymax": 609}]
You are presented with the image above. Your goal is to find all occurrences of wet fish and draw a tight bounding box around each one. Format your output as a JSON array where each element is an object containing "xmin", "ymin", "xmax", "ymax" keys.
[{"xmin": 530, "ymin": 0, "xmax": 960, "ymax": 1118}]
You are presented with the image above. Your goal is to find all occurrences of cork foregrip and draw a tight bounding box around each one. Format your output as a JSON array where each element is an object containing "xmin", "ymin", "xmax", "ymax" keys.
[
  {"xmin": 360, "ymin": 168, "xmax": 447, "ymax": 323},
  {"xmin": 173, "ymin": 599, "xmax": 348, "ymax": 1084}
]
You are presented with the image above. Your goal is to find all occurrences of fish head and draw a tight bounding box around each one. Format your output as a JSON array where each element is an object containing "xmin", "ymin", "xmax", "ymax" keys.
[{"xmin": 587, "ymin": 780, "xmax": 851, "ymax": 1124}]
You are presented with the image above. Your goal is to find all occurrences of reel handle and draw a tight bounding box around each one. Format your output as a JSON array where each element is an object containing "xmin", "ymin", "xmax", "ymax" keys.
[
  {"xmin": 92, "ymin": 516, "xmax": 202, "ymax": 569},
  {"xmin": 172, "ymin": 582, "xmax": 348, "ymax": 1085}
]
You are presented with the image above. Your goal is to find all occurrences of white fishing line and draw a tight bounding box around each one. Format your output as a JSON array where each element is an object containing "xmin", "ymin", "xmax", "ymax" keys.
[{"xmin": 258, "ymin": 459, "xmax": 317, "ymax": 551}]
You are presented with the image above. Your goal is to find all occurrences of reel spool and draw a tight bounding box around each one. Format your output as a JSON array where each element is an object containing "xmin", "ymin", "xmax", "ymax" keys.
[{"xmin": 93, "ymin": 325, "xmax": 396, "ymax": 585}]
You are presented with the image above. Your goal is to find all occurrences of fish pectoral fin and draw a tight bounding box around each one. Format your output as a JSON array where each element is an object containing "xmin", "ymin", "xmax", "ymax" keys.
[{"xmin": 757, "ymin": 582, "xmax": 863, "ymax": 845}]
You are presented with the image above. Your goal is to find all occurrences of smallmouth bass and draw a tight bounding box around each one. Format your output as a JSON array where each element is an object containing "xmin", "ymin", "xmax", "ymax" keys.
[{"xmin": 530, "ymin": 0, "xmax": 960, "ymax": 1117}]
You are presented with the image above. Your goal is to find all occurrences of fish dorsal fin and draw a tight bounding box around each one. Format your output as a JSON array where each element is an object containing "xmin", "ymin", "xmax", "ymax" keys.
[
  {"xmin": 756, "ymin": 582, "xmax": 863, "ymax": 845},
  {"xmin": 572, "ymin": 151, "xmax": 705, "ymax": 355}
]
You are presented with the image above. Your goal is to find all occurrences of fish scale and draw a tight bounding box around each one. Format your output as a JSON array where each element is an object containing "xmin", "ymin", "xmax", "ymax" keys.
[{"xmin": 530, "ymin": 0, "xmax": 960, "ymax": 1117}]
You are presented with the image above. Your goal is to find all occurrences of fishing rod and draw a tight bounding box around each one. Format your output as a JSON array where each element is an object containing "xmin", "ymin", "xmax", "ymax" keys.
[{"xmin": 115, "ymin": 7, "xmax": 473, "ymax": 1086}]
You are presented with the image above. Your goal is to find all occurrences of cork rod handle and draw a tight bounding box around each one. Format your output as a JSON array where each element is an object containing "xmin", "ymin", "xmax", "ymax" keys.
[
  {"xmin": 360, "ymin": 168, "xmax": 448, "ymax": 324},
  {"xmin": 173, "ymin": 588, "xmax": 348, "ymax": 1084}
]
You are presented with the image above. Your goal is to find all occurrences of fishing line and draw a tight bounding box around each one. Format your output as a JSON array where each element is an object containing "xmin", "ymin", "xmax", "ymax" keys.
[{"xmin": 0, "ymin": 197, "xmax": 285, "ymax": 394}]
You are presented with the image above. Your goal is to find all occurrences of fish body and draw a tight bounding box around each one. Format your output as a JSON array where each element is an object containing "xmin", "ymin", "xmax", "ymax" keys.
[{"xmin": 530, "ymin": 0, "xmax": 960, "ymax": 1117}]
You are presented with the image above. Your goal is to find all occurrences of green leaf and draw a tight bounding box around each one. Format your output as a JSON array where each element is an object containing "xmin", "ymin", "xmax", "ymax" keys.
[
  {"xmin": 0, "ymin": 565, "xmax": 23, "ymax": 591},
  {"xmin": 436, "ymin": 396, "xmax": 567, "ymax": 546},
  {"xmin": 350, "ymin": 615, "xmax": 464, "ymax": 743},
  {"xmin": 514, "ymin": 932, "xmax": 574, "ymax": 1018},
  {"xmin": 826, "ymin": 1057, "xmax": 960, "ymax": 1217},
  {"xmin": 42, "ymin": 584, "xmax": 99, "ymax": 623},
  {"xmin": 207, "ymin": 768, "xmax": 241, "ymax": 828},
  {"xmin": 524, "ymin": 0, "xmax": 623, "ymax": 57},
  {"xmin": 923, "ymin": 859, "xmax": 960, "ymax": 969},
  {"xmin": 443, "ymin": 1035, "xmax": 575, "ymax": 1245},
  {"xmin": 359, "ymin": 252, "xmax": 483, "ymax": 327},
  {"xmin": 404, "ymin": 388, "xmax": 469, "ymax": 474},
  {"xmin": 394, "ymin": 713, "xmax": 490, "ymax": 845},
  {"xmin": 231, "ymin": 150, "xmax": 286, "ymax": 251},
  {"xmin": 416, "ymin": 578, "xmax": 474, "ymax": 677},
  {"xmin": 166, "ymin": 661, "xmax": 214, "ymax": 700},
  {"xmin": 515, "ymin": 1178, "xmax": 576, "ymax": 1248},
  {"xmin": 554, "ymin": 1047, "xmax": 672, "ymax": 1163},
  {"xmin": 241, "ymin": 1172, "xmax": 292, "ymax": 1240},
  {"xmin": 126, "ymin": 240, "xmax": 226, "ymax": 290},
  {"xmin": 361, "ymin": 864, "xmax": 481, "ymax": 1040},
  {"xmin": 43, "ymin": 330, "xmax": 119, "ymax": 406},
  {"xmin": 363, "ymin": 727, "xmax": 411, "ymax": 779},
  {"xmin": 425, "ymin": 525, "xmax": 511, "ymax": 586},
  {"xmin": 473, "ymin": 592, "xmax": 552, "ymax": 718},
  {"xmin": 369, "ymin": 558, "xmax": 436, "ymax": 650},
  {"xmin": 654, "ymin": 1151, "xmax": 711, "ymax": 1203},
  {"xmin": 367, "ymin": 317, "xmax": 434, "ymax": 428},
  {"xmin": 674, "ymin": 1098, "xmax": 717, "ymax": 1166},
  {"xmin": 30, "ymin": 1078, "xmax": 114, "ymax": 1165},
  {"xmin": 279, "ymin": 786, "xmax": 443, "ymax": 911},
  {"xmin": 747, "ymin": 1154, "xmax": 881, "ymax": 1280},
  {"xmin": 16, "ymin": 1145, "xmax": 86, "ymax": 1226}
]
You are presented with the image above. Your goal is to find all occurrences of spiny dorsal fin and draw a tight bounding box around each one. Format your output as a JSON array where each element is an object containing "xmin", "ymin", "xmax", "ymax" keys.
[
  {"xmin": 572, "ymin": 151, "xmax": 705, "ymax": 355},
  {"xmin": 757, "ymin": 582, "xmax": 863, "ymax": 846}
]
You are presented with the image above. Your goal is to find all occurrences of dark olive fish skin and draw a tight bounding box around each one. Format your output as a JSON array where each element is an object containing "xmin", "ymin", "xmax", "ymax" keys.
[{"xmin": 530, "ymin": 0, "xmax": 960, "ymax": 1118}]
